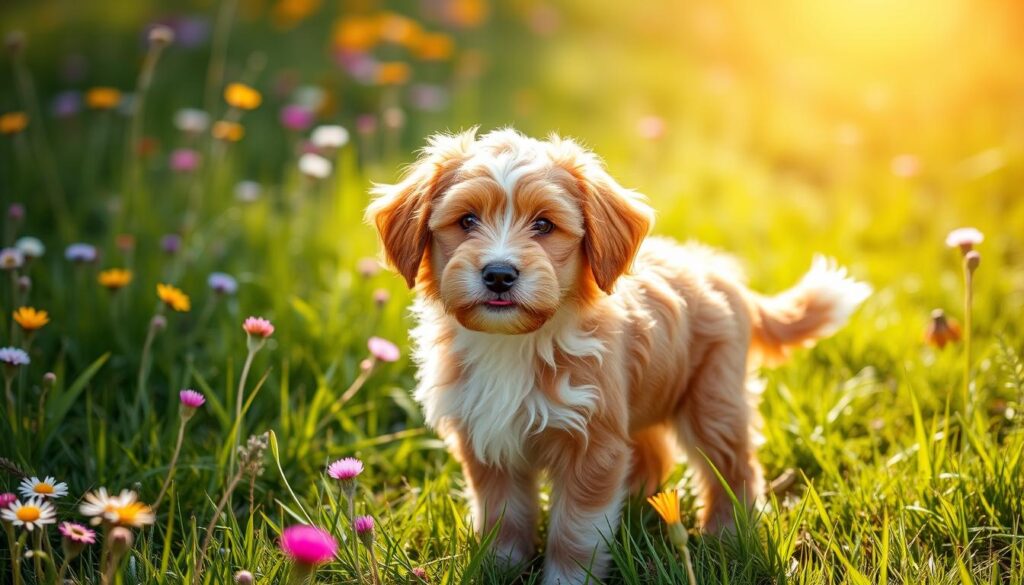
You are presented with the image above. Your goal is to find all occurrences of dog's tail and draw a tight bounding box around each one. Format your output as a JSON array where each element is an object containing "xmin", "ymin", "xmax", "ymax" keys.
[{"xmin": 747, "ymin": 256, "xmax": 871, "ymax": 365}]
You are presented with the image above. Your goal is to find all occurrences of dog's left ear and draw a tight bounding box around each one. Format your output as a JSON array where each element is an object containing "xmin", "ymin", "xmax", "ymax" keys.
[
  {"xmin": 366, "ymin": 130, "xmax": 476, "ymax": 288},
  {"xmin": 549, "ymin": 136, "xmax": 654, "ymax": 293}
]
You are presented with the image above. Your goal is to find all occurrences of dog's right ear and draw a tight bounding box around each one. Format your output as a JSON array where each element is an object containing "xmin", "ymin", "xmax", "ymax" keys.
[{"xmin": 366, "ymin": 130, "xmax": 476, "ymax": 288}]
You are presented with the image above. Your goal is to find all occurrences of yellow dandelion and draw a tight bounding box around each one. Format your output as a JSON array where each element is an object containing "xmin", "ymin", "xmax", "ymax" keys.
[
  {"xmin": 376, "ymin": 61, "xmax": 411, "ymax": 86},
  {"xmin": 332, "ymin": 16, "xmax": 379, "ymax": 52},
  {"xmin": 98, "ymin": 268, "xmax": 133, "ymax": 291},
  {"xmin": 0, "ymin": 111, "xmax": 29, "ymax": 135},
  {"xmin": 414, "ymin": 33, "xmax": 455, "ymax": 61},
  {"xmin": 224, "ymin": 83, "xmax": 262, "ymax": 110},
  {"xmin": 85, "ymin": 87, "xmax": 122, "ymax": 110},
  {"xmin": 13, "ymin": 307, "xmax": 49, "ymax": 332},
  {"xmin": 157, "ymin": 283, "xmax": 191, "ymax": 312},
  {"xmin": 647, "ymin": 490, "xmax": 681, "ymax": 525},
  {"xmin": 212, "ymin": 120, "xmax": 245, "ymax": 142}
]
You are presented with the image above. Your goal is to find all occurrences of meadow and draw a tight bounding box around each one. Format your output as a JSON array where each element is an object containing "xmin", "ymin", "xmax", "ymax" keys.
[{"xmin": 1, "ymin": 0, "xmax": 1023, "ymax": 583}]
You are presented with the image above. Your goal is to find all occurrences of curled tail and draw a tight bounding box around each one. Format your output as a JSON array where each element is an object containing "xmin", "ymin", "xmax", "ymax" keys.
[{"xmin": 748, "ymin": 256, "xmax": 871, "ymax": 365}]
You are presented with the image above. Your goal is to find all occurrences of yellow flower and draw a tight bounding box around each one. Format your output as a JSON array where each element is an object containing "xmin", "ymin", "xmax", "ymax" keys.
[
  {"xmin": 377, "ymin": 11, "xmax": 422, "ymax": 47},
  {"xmin": 414, "ymin": 33, "xmax": 455, "ymax": 61},
  {"xmin": 98, "ymin": 268, "xmax": 133, "ymax": 291},
  {"xmin": 647, "ymin": 490, "xmax": 681, "ymax": 525},
  {"xmin": 446, "ymin": 0, "xmax": 488, "ymax": 28},
  {"xmin": 0, "ymin": 111, "xmax": 29, "ymax": 135},
  {"xmin": 212, "ymin": 120, "xmax": 245, "ymax": 142},
  {"xmin": 157, "ymin": 283, "xmax": 191, "ymax": 312},
  {"xmin": 85, "ymin": 87, "xmax": 122, "ymax": 110},
  {"xmin": 332, "ymin": 16, "xmax": 379, "ymax": 52},
  {"xmin": 13, "ymin": 307, "xmax": 49, "ymax": 332},
  {"xmin": 224, "ymin": 83, "xmax": 262, "ymax": 110},
  {"xmin": 376, "ymin": 62, "xmax": 411, "ymax": 86}
]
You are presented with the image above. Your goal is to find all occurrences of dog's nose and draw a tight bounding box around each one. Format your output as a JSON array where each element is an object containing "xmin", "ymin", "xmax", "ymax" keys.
[{"xmin": 482, "ymin": 263, "xmax": 519, "ymax": 293}]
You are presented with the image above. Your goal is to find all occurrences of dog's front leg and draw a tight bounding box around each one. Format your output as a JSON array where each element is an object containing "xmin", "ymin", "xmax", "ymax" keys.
[
  {"xmin": 452, "ymin": 431, "xmax": 539, "ymax": 569},
  {"xmin": 543, "ymin": 429, "xmax": 629, "ymax": 584}
]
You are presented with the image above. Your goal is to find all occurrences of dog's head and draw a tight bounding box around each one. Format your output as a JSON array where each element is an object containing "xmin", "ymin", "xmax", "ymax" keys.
[{"xmin": 367, "ymin": 128, "xmax": 653, "ymax": 334}]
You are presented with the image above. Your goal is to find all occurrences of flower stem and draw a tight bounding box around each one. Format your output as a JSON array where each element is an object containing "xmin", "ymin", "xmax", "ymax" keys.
[
  {"xmin": 4, "ymin": 374, "xmax": 15, "ymax": 430},
  {"xmin": 339, "ymin": 358, "xmax": 375, "ymax": 404},
  {"xmin": 962, "ymin": 258, "xmax": 974, "ymax": 419},
  {"xmin": 5, "ymin": 523, "xmax": 22, "ymax": 585},
  {"xmin": 135, "ymin": 311, "xmax": 163, "ymax": 415},
  {"xmin": 154, "ymin": 416, "xmax": 189, "ymax": 509},
  {"xmin": 348, "ymin": 491, "xmax": 363, "ymax": 585},
  {"xmin": 230, "ymin": 347, "xmax": 257, "ymax": 477},
  {"xmin": 366, "ymin": 541, "xmax": 382, "ymax": 585}
]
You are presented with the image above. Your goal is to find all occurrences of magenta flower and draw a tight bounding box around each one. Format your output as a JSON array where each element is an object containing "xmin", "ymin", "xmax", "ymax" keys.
[
  {"xmin": 945, "ymin": 227, "xmax": 984, "ymax": 253},
  {"xmin": 169, "ymin": 148, "xmax": 201, "ymax": 173},
  {"xmin": 280, "ymin": 104, "xmax": 315, "ymax": 132},
  {"xmin": 327, "ymin": 457, "xmax": 363, "ymax": 481},
  {"xmin": 0, "ymin": 492, "xmax": 15, "ymax": 507},
  {"xmin": 179, "ymin": 389, "xmax": 206, "ymax": 408},
  {"xmin": 353, "ymin": 515, "xmax": 374, "ymax": 536},
  {"xmin": 59, "ymin": 521, "xmax": 97, "ymax": 544},
  {"xmin": 368, "ymin": 337, "xmax": 400, "ymax": 362},
  {"xmin": 280, "ymin": 525, "xmax": 338, "ymax": 565},
  {"xmin": 243, "ymin": 317, "xmax": 275, "ymax": 339}
]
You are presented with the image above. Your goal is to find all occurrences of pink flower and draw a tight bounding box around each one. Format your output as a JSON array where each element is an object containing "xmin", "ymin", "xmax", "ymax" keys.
[
  {"xmin": 367, "ymin": 337, "xmax": 400, "ymax": 362},
  {"xmin": 373, "ymin": 289, "xmax": 390, "ymax": 307},
  {"xmin": 280, "ymin": 104, "xmax": 315, "ymax": 132},
  {"xmin": 327, "ymin": 457, "xmax": 363, "ymax": 481},
  {"xmin": 179, "ymin": 389, "xmax": 206, "ymax": 408},
  {"xmin": 0, "ymin": 492, "xmax": 15, "ymax": 507},
  {"xmin": 243, "ymin": 317, "xmax": 275, "ymax": 339},
  {"xmin": 59, "ymin": 521, "xmax": 97, "ymax": 544},
  {"xmin": 169, "ymin": 148, "xmax": 201, "ymax": 173},
  {"xmin": 411, "ymin": 567, "xmax": 429, "ymax": 581},
  {"xmin": 353, "ymin": 515, "xmax": 374, "ymax": 536},
  {"xmin": 945, "ymin": 227, "xmax": 984, "ymax": 253},
  {"xmin": 280, "ymin": 525, "xmax": 338, "ymax": 565},
  {"xmin": 357, "ymin": 257, "xmax": 380, "ymax": 278}
]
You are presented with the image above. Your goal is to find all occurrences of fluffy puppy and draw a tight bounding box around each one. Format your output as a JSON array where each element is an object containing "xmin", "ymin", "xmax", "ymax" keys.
[{"xmin": 367, "ymin": 128, "xmax": 870, "ymax": 584}]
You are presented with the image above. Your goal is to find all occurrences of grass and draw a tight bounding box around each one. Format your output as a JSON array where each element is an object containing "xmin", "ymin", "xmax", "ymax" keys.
[{"xmin": 1, "ymin": 0, "xmax": 1024, "ymax": 583}]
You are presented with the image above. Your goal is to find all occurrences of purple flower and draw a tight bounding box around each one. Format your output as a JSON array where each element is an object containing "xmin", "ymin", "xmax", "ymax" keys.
[
  {"xmin": 327, "ymin": 457, "xmax": 363, "ymax": 481},
  {"xmin": 353, "ymin": 515, "xmax": 374, "ymax": 545},
  {"xmin": 280, "ymin": 104, "xmax": 315, "ymax": 132},
  {"xmin": 52, "ymin": 91, "xmax": 82, "ymax": 118},
  {"xmin": 160, "ymin": 234, "xmax": 182, "ymax": 255},
  {"xmin": 355, "ymin": 114, "xmax": 377, "ymax": 135},
  {"xmin": 409, "ymin": 84, "xmax": 449, "ymax": 112},
  {"xmin": 367, "ymin": 337, "xmax": 400, "ymax": 362},
  {"xmin": 169, "ymin": 148, "xmax": 201, "ymax": 173},
  {"xmin": 0, "ymin": 347, "xmax": 30, "ymax": 367},
  {"xmin": 208, "ymin": 272, "xmax": 238, "ymax": 295},
  {"xmin": 0, "ymin": 493, "xmax": 16, "ymax": 507},
  {"xmin": 65, "ymin": 243, "xmax": 98, "ymax": 263},
  {"xmin": 7, "ymin": 203, "xmax": 25, "ymax": 221}
]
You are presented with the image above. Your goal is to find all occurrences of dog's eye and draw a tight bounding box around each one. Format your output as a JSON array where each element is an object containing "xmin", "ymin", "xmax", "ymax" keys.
[
  {"xmin": 459, "ymin": 214, "xmax": 480, "ymax": 231},
  {"xmin": 532, "ymin": 218, "xmax": 554, "ymax": 235}
]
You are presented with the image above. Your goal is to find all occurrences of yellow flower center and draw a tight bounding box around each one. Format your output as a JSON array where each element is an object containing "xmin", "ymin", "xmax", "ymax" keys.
[
  {"xmin": 16, "ymin": 506, "xmax": 40, "ymax": 522},
  {"xmin": 34, "ymin": 483, "xmax": 54, "ymax": 494}
]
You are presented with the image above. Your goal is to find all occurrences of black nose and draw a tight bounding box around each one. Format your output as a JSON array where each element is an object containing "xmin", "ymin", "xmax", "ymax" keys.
[{"xmin": 482, "ymin": 263, "xmax": 519, "ymax": 293}]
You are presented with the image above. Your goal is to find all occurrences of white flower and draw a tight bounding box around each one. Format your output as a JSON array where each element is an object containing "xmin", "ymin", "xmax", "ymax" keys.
[
  {"xmin": 298, "ymin": 153, "xmax": 332, "ymax": 179},
  {"xmin": 14, "ymin": 237, "xmax": 45, "ymax": 259},
  {"xmin": 174, "ymin": 108, "xmax": 210, "ymax": 134},
  {"xmin": 18, "ymin": 476, "xmax": 69, "ymax": 499},
  {"xmin": 310, "ymin": 125, "xmax": 349, "ymax": 150},
  {"xmin": 234, "ymin": 180, "xmax": 262, "ymax": 203},
  {"xmin": 1, "ymin": 497, "xmax": 57, "ymax": 531},
  {"xmin": 0, "ymin": 247, "xmax": 24, "ymax": 270},
  {"xmin": 79, "ymin": 488, "xmax": 134, "ymax": 525}
]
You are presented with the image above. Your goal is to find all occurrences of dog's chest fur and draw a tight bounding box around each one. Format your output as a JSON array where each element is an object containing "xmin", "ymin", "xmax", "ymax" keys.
[{"xmin": 411, "ymin": 302, "xmax": 606, "ymax": 466}]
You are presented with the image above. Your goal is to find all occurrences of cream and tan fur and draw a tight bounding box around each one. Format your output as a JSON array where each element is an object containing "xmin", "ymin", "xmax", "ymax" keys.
[{"xmin": 367, "ymin": 128, "xmax": 870, "ymax": 584}]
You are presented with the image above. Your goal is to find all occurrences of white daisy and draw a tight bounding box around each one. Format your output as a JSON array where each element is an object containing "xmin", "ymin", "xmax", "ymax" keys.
[
  {"xmin": 0, "ymin": 497, "xmax": 57, "ymax": 531},
  {"xmin": 18, "ymin": 476, "xmax": 69, "ymax": 499},
  {"xmin": 79, "ymin": 488, "xmax": 135, "ymax": 525}
]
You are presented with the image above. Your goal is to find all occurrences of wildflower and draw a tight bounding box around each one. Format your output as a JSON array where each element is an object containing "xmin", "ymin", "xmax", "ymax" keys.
[
  {"xmin": 65, "ymin": 243, "xmax": 98, "ymax": 263},
  {"xmin": 169, "ymin": 148, "xmax": 201, "ymax": 173},
  {"xmin": 157, "ymin": 283, "xmax": 191, "ymax": 312},
  {"xmin": 109, "ymin": 525, "xmax": 134, "ymax": 554},
  {"xmin": 225, "ymin": 83, "xmax": 262, "ymax": 110},
  {"xmin": 376, "ymin": 61, "xmax": 411, "ymax": 85},
  {"xmin": 161, "ymin": 233, "xmax": 183, "ymax": 254},
  {"xmin": 58, "ymin": 521, "xmax": 96, "ymax": 544},
  {"xmin": 373, "ymin": 289, "xmax": 390, "ymax": 307},
  {"xmin": 19, "ymin": 475, "xmax": 68, "ymax": 499},
  {"xmin": 924, "ymin": 309, "xmax": 961, "ymax": 349},
  {"xmin": 293, "ymin": 84, "xmax": 327, "ymax": 111},
  {"xmin": 358, "ymin": 257, "xmax": 380, "ymax": 277},
  {"xmin": 327, "ymin": 457, "xmax": 363, "ymax": 481},
  {"xmin": 368, "ymin": 337, "xmax": 400, "ymax": 362},
  {"xmin": 151, "ymin": 315, "xmax": 167, "ymax": 331},
  {"xmin": 116, "ymin": 233, "xmax": 136, "ymax": 252},
  {"xmin": 0, "ymin": 347, "xmax": 30, "ymax": 367},
  {"xmin": 1, "ymin": 497, "xmax": 56, "ymax": 531},
  {"xmin": 154, "ymin": 390, "xmax": 206, "ymax": 508},
  {"xmin": 234, "ymin": 180, "xmax": 262, "ymax": 203},
  {"xmin": 180, "ymin": 389, "xmax": 206, "ymax": 409},
  {"xmin": 148, "ymin": 24, "xmax": 175, "ymax": 46},
  {"xmin": 946, "ymin": 227, "xmax": 984, "ymax": 253},
  {"xmin": 354, "ymin": 515, "xmax": 374, "ymax": 539},
  {"xmin": 332, "ymin": 16, "xmax": 378, "ymax": 52},
  {"xmin": 298, "ymin": 153, "xmax": 332, "ymax": 179},
  {"xmin": 235, "ymin": 570, "xmax": 254, "ymax": 584},
  {"xmin": 647, "ymin": 490, "xmax": 695, "ymax": 584},
  {"xmin": 243, "ymin": 316, "xmax": 275, "ymax": 339},
  {"xmin": 174, "ymin": 108, "xmax": 210, "ymax": 134},
  {"xmin": 8, "ymin": 203, "xmax": 25, "ymax": 221},
  {"xmin": 0, "ymin": 247, "xmax": 24, "ymax": 270},
  {"xmin": 43, "ymin": 372, "xmax": 56, "ymax": 386},
  {"xmin": 85, "ymin": 87, "xmax": 122, "ymax": 110},
  {"xmin": 444, "ymin": 0, "xmax": 488, "ymax": 28},
  {"xmin": 0, "ymin": 493, "xmax": 15, "ymax": 507},
  {"xmin": 98, "ymin": 268, "xmax": 133, "ymax": 290},
  {"xmin": 15, "ymin": 236, "xmax": 44, "ymax": 259},
  {"xmin": 111, "ymin": 500, "xmax": 155, "ymax": 527},
  {"xmin": 0, "ymin": 111, "xmax": 28, "ymax": 134},
  {"xmin": 13, "ymin": 307, "xmax": 49, "ymax": 332},
  {"xmin": 280, "ymin": 525, "xmax": 338, "ymax": 565},
  {"xmin": 213, "ymin": 120, "xmax": 245, "ymax": 141},
  {"xmin": 411, "ymin": 567, "xmax": 429, "ymax": 582},
  {"xmin": 382, "ymin": 106, "xmax": 405, "ymax": 130},
  {"xmin": 51, "ymin": 91, "xmax": 82, "ymax": 118},
  {"xmin": 280, "ymin": 104, "xmax": 315, "ymax": 131},
  {"xmin": 16, "ymin": 276, "xmax": 29, "ymax": 293},
  {"xmin": 378, "ymin": 11, "xmax": 422, "ymax": 46},
  {"xmin": 410, "ymin": 84, "xmax": 449, "ymax": 112},
  {"xmin": 310, "ymin": 125, "xmax": 349, "ymax": 150},
  {"xmin": 208, "ymin": 272, "xmax": 239, "ymax": 295},
  {"xmin": 356, "ymin": 114, "xmax": 377, "ymax": 135},
  {"xmin": 414, "ymin": 33, "xmax": 455, "ymax": 61},
  {"xmin": 79, "ymin": 488, "xmax": 131, "ymax": 524}
]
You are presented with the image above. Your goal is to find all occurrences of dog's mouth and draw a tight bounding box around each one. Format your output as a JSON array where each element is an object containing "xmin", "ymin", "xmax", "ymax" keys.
[{"xmin": 483, "ymin": 298, "xmax": 516, "ymax": 310}]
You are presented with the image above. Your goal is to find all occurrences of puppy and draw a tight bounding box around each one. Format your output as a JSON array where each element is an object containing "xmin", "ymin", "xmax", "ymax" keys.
[{"xmin": 367, "ymin": 128, "xmax": 870, "ymax": 584}]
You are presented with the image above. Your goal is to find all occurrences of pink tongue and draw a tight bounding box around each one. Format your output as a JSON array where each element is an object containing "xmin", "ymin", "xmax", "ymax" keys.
[{"xmin": 487, "ymin": 299, "xmax": 514, "ymax": 306}]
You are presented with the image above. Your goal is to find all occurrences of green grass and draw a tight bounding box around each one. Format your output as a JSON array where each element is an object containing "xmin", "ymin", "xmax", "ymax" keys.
[{"xmin": 1, "ymin": 0, "xmax": 1024, "ymax": 583}]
